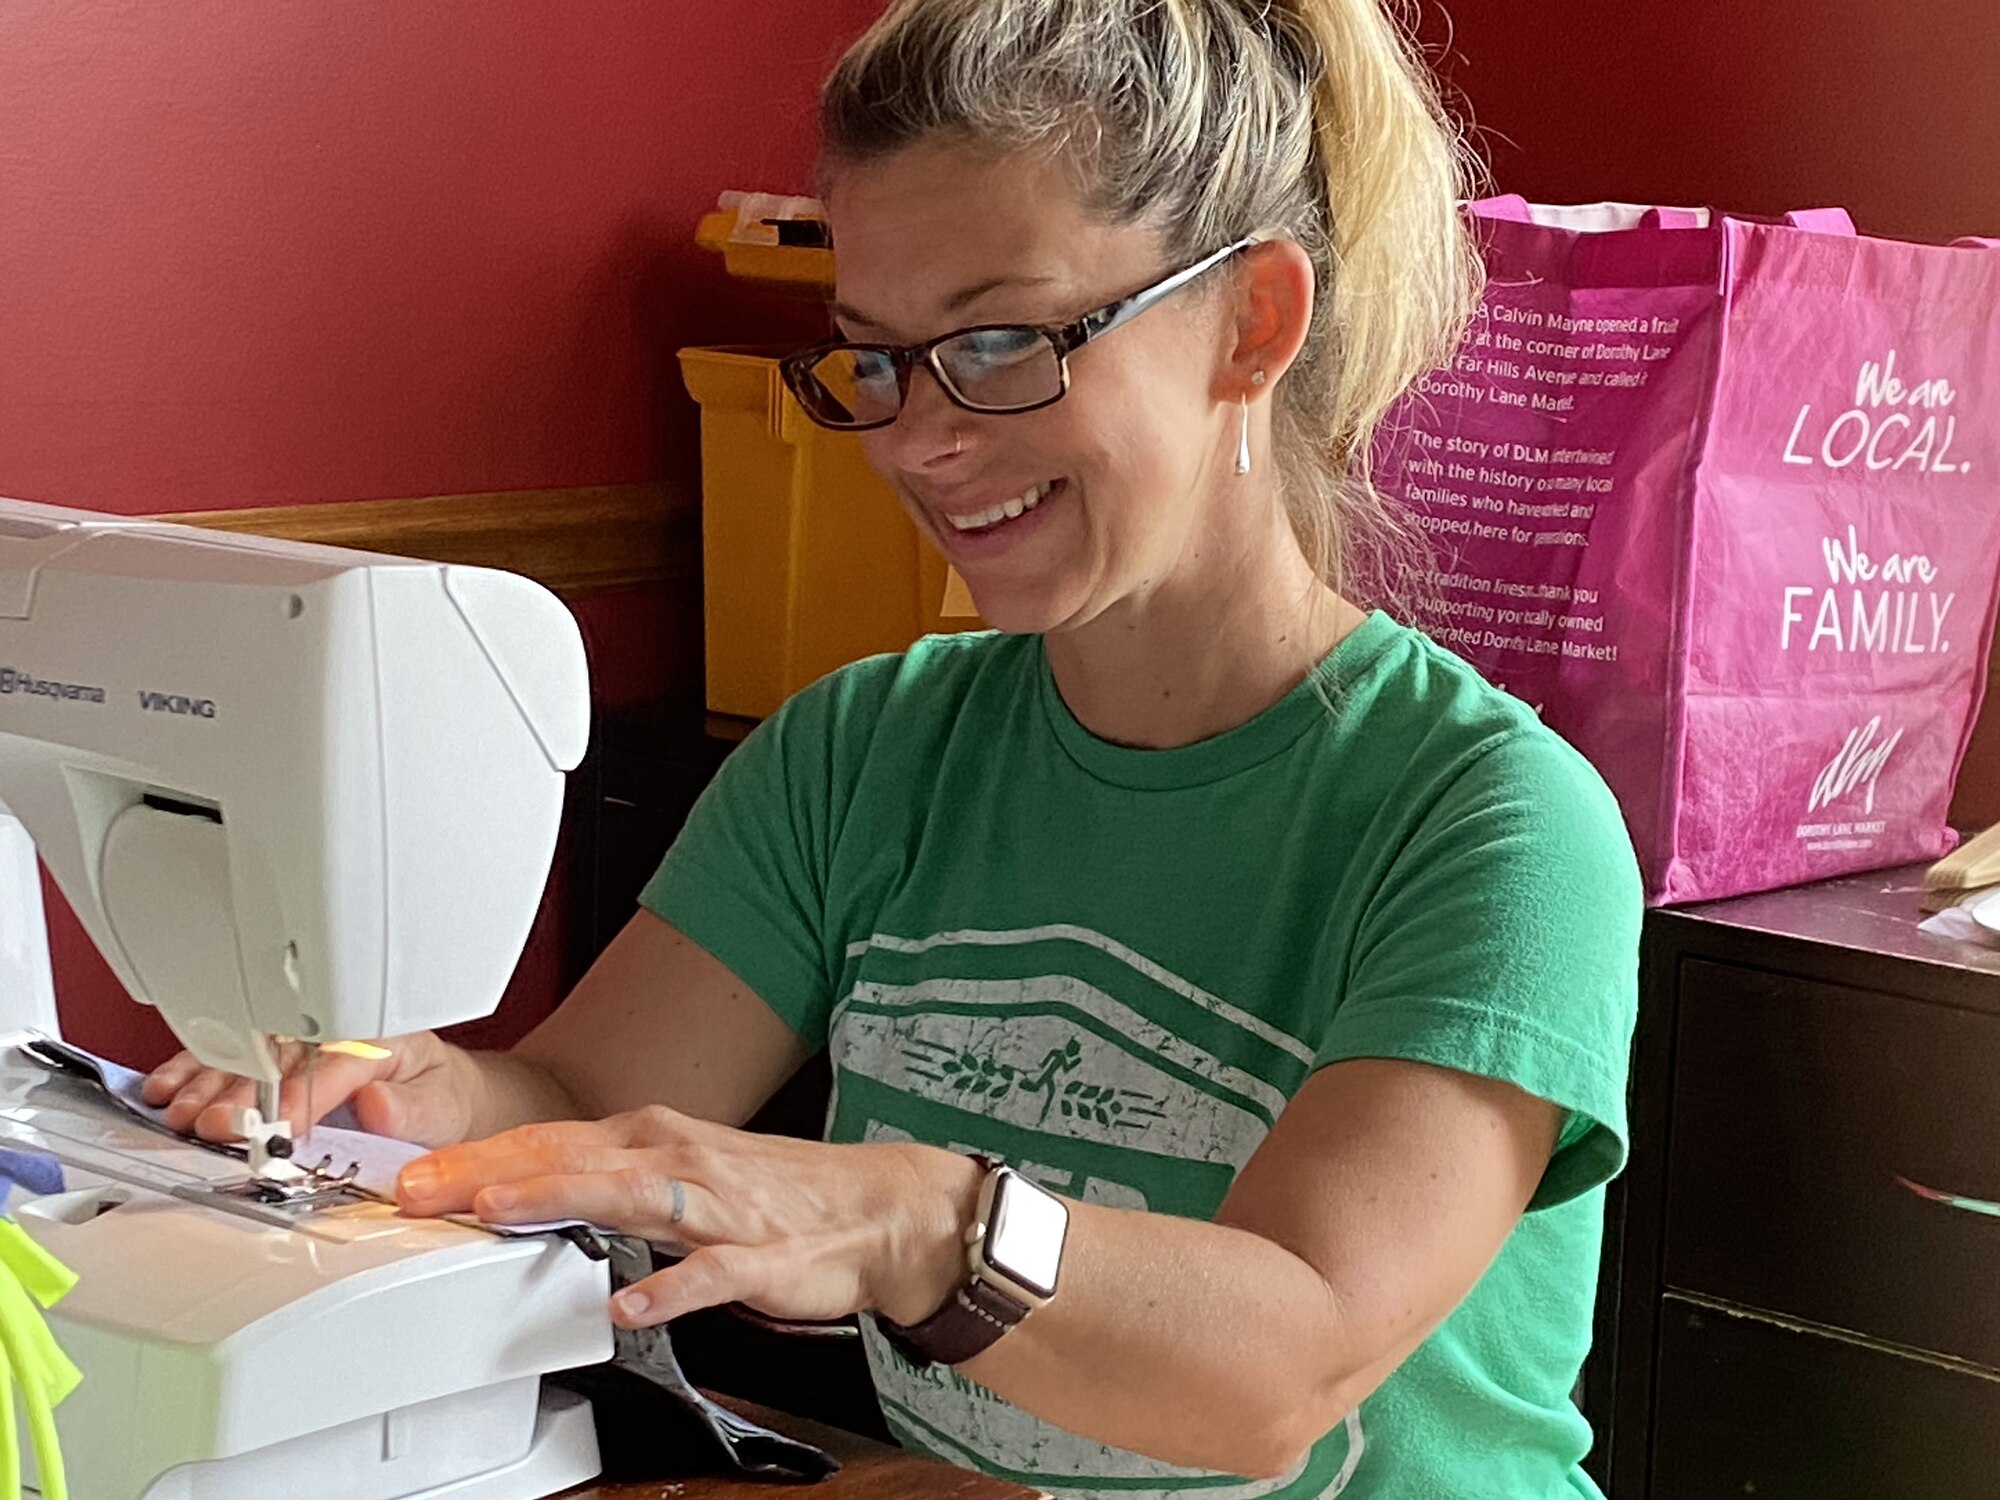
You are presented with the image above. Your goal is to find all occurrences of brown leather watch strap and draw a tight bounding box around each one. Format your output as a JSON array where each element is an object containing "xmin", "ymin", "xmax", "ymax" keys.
[{"xmin": 875, "ymin": 1277, "xmax": 1032, "ymax": 1368}]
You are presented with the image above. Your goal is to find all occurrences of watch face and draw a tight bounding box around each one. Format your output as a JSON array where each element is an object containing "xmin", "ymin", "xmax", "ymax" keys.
[{"xmin": 986, "ymin": 1172, "xmax": 1068, "ymax": 1300}]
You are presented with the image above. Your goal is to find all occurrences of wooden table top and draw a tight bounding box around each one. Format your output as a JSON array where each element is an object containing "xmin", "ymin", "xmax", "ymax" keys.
[{"xmin": 558, "ymin": 1395, "xmax": 1045, "ymax": 1500}]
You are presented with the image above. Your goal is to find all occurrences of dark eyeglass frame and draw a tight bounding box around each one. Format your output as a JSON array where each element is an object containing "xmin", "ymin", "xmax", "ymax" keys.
[{"xmin": 780, "ymin": 235, "xmax": 1260, "ymax": 432}]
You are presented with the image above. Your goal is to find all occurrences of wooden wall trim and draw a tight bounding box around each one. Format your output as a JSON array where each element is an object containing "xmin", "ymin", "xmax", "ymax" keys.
[{"xmin": 157, "ymin": 482, "xmax": 695, "ymax": 599}]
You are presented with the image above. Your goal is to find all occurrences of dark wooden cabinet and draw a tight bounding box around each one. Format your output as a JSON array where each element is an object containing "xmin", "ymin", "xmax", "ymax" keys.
[
  {"xmin": 1650, "ymin": 1294, "xmax": 2000, "ymax": 1500},
  {"xmin": 1603, "ymin": 868, "xmax": 2000, "ymax": 1498},
  {"xmin": 570, "ymin": 707, "xmax": 738, "ymax": 970}
]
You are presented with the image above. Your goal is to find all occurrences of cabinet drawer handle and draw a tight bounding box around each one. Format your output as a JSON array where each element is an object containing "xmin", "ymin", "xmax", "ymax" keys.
[{"xmin": 1895, "ymin": 1173, "xmax": 2000, "ymax": 1219}]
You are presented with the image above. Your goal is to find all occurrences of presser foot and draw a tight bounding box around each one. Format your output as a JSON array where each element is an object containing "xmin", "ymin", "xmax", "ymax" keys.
[
  {"xmin": 222, "ymin": 1151, "xmax": 365, "ymax": 1205},
  {"xmin": 182, "ymin": 1175, "xmax": 372, "ymax": 1228},
  {"xmin": 188, "ymin": 1146, "xmax": 374, "ymax": 1224}
]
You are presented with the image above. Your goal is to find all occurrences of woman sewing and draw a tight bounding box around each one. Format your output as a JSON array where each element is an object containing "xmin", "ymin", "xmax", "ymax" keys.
[{"xmin": 146, "ymin": 0, "xmax": 1641, "ymax": 1493}]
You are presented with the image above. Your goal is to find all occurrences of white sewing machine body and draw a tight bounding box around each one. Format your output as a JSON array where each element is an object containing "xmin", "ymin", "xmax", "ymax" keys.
[
  {"xmin": 0, "ymin": 497, "xmax": 589, "ymax": 1078},
  {"xmin": 0, "ymin": 497, "xmax": 612, "ymax": 1499}
]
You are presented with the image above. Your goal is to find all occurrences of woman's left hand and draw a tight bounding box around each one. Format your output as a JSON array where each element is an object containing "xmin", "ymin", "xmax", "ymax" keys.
[{"xmin": 392, "ymin": 1108, "xmax": 979, "ymax": 1329}]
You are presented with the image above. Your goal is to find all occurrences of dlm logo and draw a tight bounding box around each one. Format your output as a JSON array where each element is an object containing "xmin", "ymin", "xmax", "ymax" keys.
[{"xmin": 1808, "ymin": 716, "xmax": 1903, "ymax": 816}]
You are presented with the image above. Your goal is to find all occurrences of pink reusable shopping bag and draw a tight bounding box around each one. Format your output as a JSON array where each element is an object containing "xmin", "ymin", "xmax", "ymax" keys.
[{"xmin": 1374, "ymin": 200, "xmax": 2000, "ymax": 903}]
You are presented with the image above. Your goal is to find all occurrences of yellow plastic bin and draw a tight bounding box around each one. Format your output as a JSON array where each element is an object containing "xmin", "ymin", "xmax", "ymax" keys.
[{"xmin": 679, "ymin": 344, "xmax": 983, "ymax": 720}]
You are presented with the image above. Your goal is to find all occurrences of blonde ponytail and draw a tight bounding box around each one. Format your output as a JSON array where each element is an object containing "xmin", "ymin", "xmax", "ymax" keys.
[
  {"xmin": 820, "ymin": 0, "xmax": 1483, "ymax": 612},
  {"xmin": 1260, "ymin": 0, "xmax": 1486, "ymax": 609}
]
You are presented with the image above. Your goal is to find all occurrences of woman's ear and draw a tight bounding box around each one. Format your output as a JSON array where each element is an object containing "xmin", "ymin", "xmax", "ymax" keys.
[{"xmin": 1220, "ymin": 239, "xmax": 1315, "ymax": 400}]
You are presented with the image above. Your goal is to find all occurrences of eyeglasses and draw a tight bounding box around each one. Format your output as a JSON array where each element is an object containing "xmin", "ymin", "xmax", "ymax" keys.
[{"xmin": 780, "ymin": 237, "xmax": 1258, "ymax": 432}]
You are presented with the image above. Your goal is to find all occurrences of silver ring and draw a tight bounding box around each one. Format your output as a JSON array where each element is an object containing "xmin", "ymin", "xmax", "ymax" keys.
[{"xmin": 668, "ymin": 1178, "xmax": 686, "ymax": 1225}]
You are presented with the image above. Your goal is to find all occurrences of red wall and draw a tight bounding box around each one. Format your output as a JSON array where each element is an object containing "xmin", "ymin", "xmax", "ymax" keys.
[
  {"xmin": 0, "ymin": 0, "xmax": 875, "ymax": 510},
  {"xmin": 2, "ymin": 0, "xmax": 881, "ymax": 1064},
  {"xmin": 1424, "ymin": 0, "xmax": 2000, "ymax": 246}
]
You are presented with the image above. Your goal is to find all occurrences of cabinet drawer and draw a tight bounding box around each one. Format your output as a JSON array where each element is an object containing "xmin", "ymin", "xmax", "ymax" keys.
[
  {"xmin": 1665, "ymin": 960, "xmax": 2000, "ymax": 1368},
  {"xmin": 1652, "ymin": 1294, "xmax": 2000, "ymax": 1499}
]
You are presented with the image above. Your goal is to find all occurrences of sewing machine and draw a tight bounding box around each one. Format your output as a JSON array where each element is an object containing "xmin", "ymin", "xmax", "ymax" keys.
[{"xmin": 0, "ymin": 497, "xmax": 611, "ymax": 1499}]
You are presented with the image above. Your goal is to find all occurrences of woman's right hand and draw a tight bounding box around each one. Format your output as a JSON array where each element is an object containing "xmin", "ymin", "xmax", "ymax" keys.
[{"xmin": 139, "ymin": 1030, "xmax": 476, "ymax": 1148}]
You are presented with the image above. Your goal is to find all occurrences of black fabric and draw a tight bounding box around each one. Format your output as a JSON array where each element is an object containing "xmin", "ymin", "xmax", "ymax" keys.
[{"xmin": 553, "ymin": 1235, "xmax": 841, "ymax": 1485}]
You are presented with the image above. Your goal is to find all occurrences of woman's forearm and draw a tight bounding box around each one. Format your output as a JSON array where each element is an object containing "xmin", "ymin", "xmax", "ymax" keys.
[{"xmin": 882, "ymin": 1149, "xmax": 1362, "ymax": 1480}]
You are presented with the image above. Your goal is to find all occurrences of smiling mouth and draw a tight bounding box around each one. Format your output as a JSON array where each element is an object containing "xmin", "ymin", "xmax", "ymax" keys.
[{"xmin": 942, "ymin": 479, "xmax": 1061, "ymax": 535}]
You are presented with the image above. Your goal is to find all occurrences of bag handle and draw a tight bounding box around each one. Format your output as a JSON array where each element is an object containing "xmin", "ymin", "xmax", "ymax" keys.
[
  {"xmin": 1782, "ymin": 207, "xmax": 1856, "ymax": 235},
  {"xmin": 1468, "ymin": 193, "xmax": 1534, "ymax": 223},
  {"xmin": 1639, "ymin": 207, "xmax": 1707, "ymax": 229},
  {"xmin": 1643, "ymin": 206, "xmax": 1855, "ymax": 234}
]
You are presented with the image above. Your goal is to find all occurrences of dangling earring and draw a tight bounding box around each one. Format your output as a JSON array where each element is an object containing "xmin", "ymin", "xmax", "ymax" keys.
[{"xmin": 1235, "ymin": 372, "xmax": 1264, "ymax": 477}]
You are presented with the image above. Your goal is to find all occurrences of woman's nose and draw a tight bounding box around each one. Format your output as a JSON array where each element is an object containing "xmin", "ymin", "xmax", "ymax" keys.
[{"xmin": 875, "ymin": 365, "xmax": 970, "ymax": 475}]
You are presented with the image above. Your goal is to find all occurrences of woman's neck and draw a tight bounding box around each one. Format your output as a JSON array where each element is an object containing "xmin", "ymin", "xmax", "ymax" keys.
[{"xmin": 1043, "ymin": 510, "xmax": 1368, "ymax": 751}]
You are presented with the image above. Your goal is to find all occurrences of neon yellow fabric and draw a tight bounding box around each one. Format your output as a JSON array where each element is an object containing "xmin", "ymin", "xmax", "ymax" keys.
[{"xmin": 0, "ymin": 1221, "xmax": 81, "ymax": 1500}]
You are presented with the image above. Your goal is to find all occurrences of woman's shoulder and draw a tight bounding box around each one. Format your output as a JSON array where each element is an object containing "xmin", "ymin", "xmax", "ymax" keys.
[
  {"xmin": 1340, "ymin": 616, "xmax": 1627, "ymax": 838},
  {"xmin": 1347, "ymin": 615, "xmax": 1541, "ymax": 734}
]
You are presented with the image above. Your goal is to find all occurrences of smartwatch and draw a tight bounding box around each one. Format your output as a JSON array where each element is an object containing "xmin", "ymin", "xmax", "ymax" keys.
[{"xmin": 876, "ymin": 1158, "xmax": 1070, "ymax": 1368}]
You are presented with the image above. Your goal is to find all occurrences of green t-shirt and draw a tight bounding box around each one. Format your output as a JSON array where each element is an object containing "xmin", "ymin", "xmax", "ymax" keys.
[{"xmin": 642, "ymin": 612, "xmax": 1641, "ymax": 1499}]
